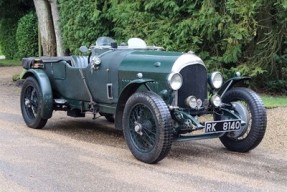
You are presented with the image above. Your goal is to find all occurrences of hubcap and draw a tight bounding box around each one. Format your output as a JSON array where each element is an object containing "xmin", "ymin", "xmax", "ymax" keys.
[
  {"xmin": 226, "ymin": 101, "xmax": 251, "ymax": 139},
  {"xmin": 25, "ymin": 98, "xmax": 31, "ymax": 107},
  {"xmin": 134, "ymin": 122, "xmax": 143, "ymax": 135}
]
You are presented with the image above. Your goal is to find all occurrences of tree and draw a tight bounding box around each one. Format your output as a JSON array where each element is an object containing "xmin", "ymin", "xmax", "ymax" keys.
[
  {"xmin": 59, "ymin": 0, "xmax": 113, "ymax": 54},
  {"xmin": 33, "ymin": 0, "xmax": 64, "ymax": 56},
  {"xmin": 33, "ymin": 0, "xmax": 56, "ymax": 56},
  {"xmin": 49, "ymin": 0, "xmax": 64, "ymax": 56}
]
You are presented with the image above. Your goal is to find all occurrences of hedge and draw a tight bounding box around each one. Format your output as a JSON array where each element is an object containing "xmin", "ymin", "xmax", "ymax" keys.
[
  {"xmin": 0, "ymin": 19, "xmax": 18, "ymax": 59},
  {"xmin": 59, "ymin": 0, "xmax": 113, "ymax": 54},
  {"xmin": 16, "ymin": 12, "xmax": 38, "ymax": 58}
]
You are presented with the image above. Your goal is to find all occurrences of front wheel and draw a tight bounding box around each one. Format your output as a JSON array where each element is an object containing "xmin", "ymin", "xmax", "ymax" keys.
[
  {"xmin": 217, "ymin": 88, "xmax": 267, "ymax": 152},
  {"xmin": 20, "ymin": 77, "xmax": 48, "ymax": 129},
  {"xmin": 122, "ymin": 91, "xmax": 173, "ymax": 164}
]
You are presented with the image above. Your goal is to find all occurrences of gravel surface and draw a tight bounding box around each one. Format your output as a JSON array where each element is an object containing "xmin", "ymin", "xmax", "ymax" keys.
[{"xmin": 0, "ymin": 66, "xmax": 286, "ymax": 192}]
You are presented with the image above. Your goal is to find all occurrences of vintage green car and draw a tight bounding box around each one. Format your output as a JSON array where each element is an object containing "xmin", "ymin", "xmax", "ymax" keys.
[{"xmin": 20, "ymin": 37, "xmax": 267, "ymax": 163}]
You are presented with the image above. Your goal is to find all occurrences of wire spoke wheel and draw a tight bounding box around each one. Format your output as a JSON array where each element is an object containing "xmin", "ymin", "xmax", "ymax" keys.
[
  {"xmin": 217, "ymin": 88, "xmax": 267, "ymax": 152},
  {"xmin": 123, "ymin": 91, "xmax": 173, "ymax": 164},
  {"xmin": 128, "ymin": 104, "xmax": 157, "ymax": 152}
]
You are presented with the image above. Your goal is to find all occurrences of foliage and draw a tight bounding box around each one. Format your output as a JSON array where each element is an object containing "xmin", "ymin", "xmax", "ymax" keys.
[
  {"xmin": 12, "ymin": 73, "xmax": 21, "ymax": 81},
  {"xmin": 0, "ymin": 0, "xmax": 34, "ymax": 59},
  {"xmin": 12, "ymin": 69, "xmax": 26, "ymax": 81},
  {"xmin": 0, "ymin": 0, "xmax": 34, "ymax": 18},
  {"xmin": 265, "ymin": 80, "xmax": 287, "ymax": 94},
  {"xmin": 108, "ymin": 0, "xmax": 259, "ymax": 61},
  {"xmin": 59, "ymin": 0, "xmax": 113, "ymax": 54},
  {"xmin": 0, "ymin": 19, "xmax": 19, "ymax": 59},
  {"xmin": 248, "ymin": 0, "xmax": 287, "ymax": 85},
  {"xmin": 16, "ymin": 12, "xmax": 38, "ymax": 58},
  {"xmin": 109, "ymin": 0, "xmax": 287, "ymax": 92}
]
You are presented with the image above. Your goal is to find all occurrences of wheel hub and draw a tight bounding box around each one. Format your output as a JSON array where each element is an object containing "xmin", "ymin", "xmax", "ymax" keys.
[
  {"xmin": 134, "ymin": 122, "xmax": 143, "ymax": 135},
  {"xmin": 229, "ymin": 102, "xmax": 250, "ymax": 138},
  {"xmin": 25, "ymin": 98, "xmax": 31, "ymax": 107}
]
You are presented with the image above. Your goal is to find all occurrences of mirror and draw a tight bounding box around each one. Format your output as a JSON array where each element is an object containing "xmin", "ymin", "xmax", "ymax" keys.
[{"xmin": 79, "ymin": 46, "xmax": 89, "ymax": 53}]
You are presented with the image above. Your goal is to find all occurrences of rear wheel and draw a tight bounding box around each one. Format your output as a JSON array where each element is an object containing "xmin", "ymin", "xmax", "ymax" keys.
[
  {"xmin": 122, "ymin": 91, "xmax": 173, "ymax": 164},
  {"xmin": 20, "ymin": 77, "xmax": 48, "ymax": 129},
  {"xmin": 217, "ymin": 88, "xmax": 267, "ymax": 152}
]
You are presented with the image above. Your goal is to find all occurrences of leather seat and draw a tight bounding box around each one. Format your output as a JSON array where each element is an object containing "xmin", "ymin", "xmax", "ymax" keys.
[{"xmin": 71, "ymin": 56, "xmax": 89, "ymax": 68}]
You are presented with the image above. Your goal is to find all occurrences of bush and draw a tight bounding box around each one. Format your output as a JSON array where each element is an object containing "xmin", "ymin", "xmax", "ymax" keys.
[
  {"xmin": 265, "ymin": 80, "xmax": 287, "ymax": 94},
  {"xmin": 12, "ymin": 69, "xmax": 26, "ymax": 82},
  {"xmin": 16, "ymin": 12, "xmax": 38, "ymax": 58},
  {"xmin": 0, "ymin": 0, "xmax": 34, "ymax": 59},
  {"xmin": 59, "ymin": 0, "xmax": 113, "ymax": 54},
  {"xmin": 0, "ymin": 19, "xmax": 18, "ymax": 59}
]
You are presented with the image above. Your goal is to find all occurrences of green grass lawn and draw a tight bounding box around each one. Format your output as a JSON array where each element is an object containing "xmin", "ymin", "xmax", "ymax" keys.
[
  {"xmin": 261, "ymin": 95, "xmax": 287, "ymax": 108},
  {"xmin": 0, "ymin": 59, "xmax": 21, "ymax": 66}
]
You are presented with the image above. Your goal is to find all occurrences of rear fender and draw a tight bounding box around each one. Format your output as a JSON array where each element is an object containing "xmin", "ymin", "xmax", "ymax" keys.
[
  {"xmin": 218, "ymin": 77, "xmax": 251, "ymax": 97},
  {"xmin": 115, "ymin": 79, "xmax": 154, "ymax": 130},
  {"xmin": 22, "ymin": 69, "xmax": 53, "ymax": 119}
]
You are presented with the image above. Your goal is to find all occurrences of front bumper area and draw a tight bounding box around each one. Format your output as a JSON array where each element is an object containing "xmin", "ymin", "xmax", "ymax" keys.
[{"xmin": 171, "ymin": 108, "xmax": 245, "ymax": 142}]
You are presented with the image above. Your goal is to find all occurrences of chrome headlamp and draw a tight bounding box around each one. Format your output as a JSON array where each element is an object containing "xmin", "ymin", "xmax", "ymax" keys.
[
  {"xmin": 211, "ymin": 95, "xmax": 222, "ymax": 107},
  {"xmin": 185, "ymin": 96, "xmax": 197, "ymax": 109},
  {"xmin": 209, "ymin": 72, "xmax": 223, "ymax": 89},
  {"xmin": 167, "ymin": 73, "xmax": 183, "ymax": 90}
]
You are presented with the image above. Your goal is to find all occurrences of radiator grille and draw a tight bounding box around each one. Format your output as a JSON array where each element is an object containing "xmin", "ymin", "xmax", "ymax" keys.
[{"xmin": 178, "ymin": 64, "xmax": 208, "ymax": 108}]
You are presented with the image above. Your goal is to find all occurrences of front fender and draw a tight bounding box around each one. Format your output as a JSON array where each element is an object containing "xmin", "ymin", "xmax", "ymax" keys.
[
  {"xmin": 115, "ymin": 79, "xmax": 154, "ymax": 130},
  {"xmin": 22, "ymin": 69, "xmax": 53, "ymax": 119},
  {"xmin": 218, "ymin": 76, "xmax": 251, "ymax": 97}
]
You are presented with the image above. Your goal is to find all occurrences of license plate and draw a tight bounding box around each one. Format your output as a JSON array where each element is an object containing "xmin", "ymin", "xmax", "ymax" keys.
[{"xmin": 205, "ymin": 120, "xmax": 241, "ymax": 133}]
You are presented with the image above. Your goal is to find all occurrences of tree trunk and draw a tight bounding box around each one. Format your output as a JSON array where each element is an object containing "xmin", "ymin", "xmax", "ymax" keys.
[
  {"xmin": 33, "ymin": 0, "xmax": 56, "ymax": 56},
  {"xmin": 48, "ymin": 0, "xmax": 64, "ymax": 56}
]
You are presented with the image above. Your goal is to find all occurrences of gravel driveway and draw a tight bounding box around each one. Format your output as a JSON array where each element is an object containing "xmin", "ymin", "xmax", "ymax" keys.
[{"xmin": 0, "ymin": 66, "xmax": 286, "ymax": 191}]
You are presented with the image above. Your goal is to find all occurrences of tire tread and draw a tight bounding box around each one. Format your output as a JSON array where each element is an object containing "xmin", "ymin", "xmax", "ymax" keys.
[
  {"xmin": 220, "ymin": 87, "xmax": 267, "ymax": 152},
  {"xmin": 123, "ymin": 91, "xmax": 173, "ymax": 163}
]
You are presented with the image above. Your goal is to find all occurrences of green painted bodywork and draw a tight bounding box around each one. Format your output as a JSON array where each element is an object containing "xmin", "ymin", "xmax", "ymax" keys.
[
  {"xmin": 119, "ymin": 51, "xmax": 182, "ymax": 93},
  {"xmin": 22, "ymin": 50, "xmax": 183, "ymax": 117}
]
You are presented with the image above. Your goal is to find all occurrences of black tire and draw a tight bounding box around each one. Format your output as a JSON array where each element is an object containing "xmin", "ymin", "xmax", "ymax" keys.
[
  {"xmin": 20, "ymin": 77, "xmax": 48, "ymax": 129},
  {"xmin": 218, "ymin": 87, "xmax": 267, "ymax": 152},
  {"xmin": 122, "ymin": 91, "xmax": 173, "ymax": 164}
]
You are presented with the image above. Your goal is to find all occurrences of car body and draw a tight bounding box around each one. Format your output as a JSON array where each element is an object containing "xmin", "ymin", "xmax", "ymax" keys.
[{"xmin": 20, "ymin": 37, "xmax": 267, "ymax": 163}]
